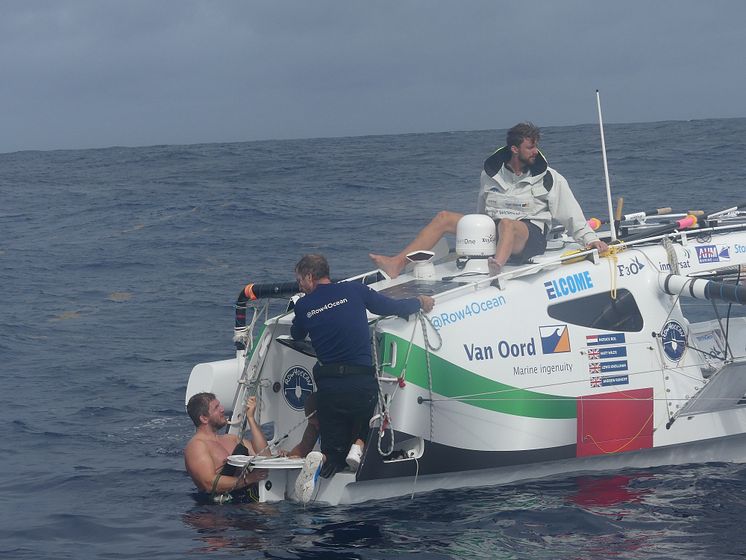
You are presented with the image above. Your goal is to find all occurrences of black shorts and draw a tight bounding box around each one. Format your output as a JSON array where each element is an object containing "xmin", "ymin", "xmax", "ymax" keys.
[{"xmin": 495, "ymin": 219, "xmax": 547, "ymax": 264}]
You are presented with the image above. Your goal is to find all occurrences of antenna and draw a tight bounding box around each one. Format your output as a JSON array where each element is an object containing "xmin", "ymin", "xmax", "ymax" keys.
[{"xmin": 596, "ymin": 90, "xmax": 617, "ymax": 242}]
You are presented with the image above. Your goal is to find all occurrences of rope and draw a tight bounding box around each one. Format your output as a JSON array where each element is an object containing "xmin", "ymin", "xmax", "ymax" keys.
[
  {"xmin": 651, "ymin": 274, "xmax": 730, "ymax": 428},
  {"xmin": 372, "ymin": 311, "xmax": 442, "ymax": 456},
  {"xmin": 709, "ymin": 298, "xmax": 736, "ymax": 362},
  {"xmin": 582, "ymin": 412, "xmax": 654, "ymax": 454},
  {"xmin": 416, "ymin": 360, "xmax": 651, "ymax": 403},
  {"xmin": 371, "ymin": 318, "xmax": 395, "ymax": 456},
  {"xmin": 236, "ymin": 306, "xmax": 293, "ymax": 442},
  {"xmin": 428, "ymin": 395, "xmax": 743, "ymax": 403},
  {"xmin": 230, "ymin": 410, "xmax": 317, "ymax": 486},
  {"xmin": 662, "ymin": 237, "xmax": 680, "ymax": 275},
  {"xmin": 724, "ymin": 267, "xmax": 743, "ymax": 360},
  {"xmin": 418, "ymin": 312, "xmax": 442, "ymax": 440},
  {"xmin": 232, "ymin": 301, "xmax": 266, "ymax": 350},
  {"xmin": 410, "ymin": 455, "xmax": 420, "ymax": 500},
  {"xmin": 604, "ymin": 243, "xmax": 626, "ymax": 300},
  {"xmin": 224, "ymin": 300, "xmax": 306, "ymax": 488}
]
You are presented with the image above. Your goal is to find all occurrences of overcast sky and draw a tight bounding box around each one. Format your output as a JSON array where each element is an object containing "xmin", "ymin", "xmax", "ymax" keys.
[{"xmin": 2, "ymin": 1, "xmax": 745, "ymax": 153}]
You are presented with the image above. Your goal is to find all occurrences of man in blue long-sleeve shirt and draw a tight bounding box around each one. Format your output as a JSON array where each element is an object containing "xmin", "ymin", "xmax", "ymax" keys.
[{"xmin": 291, "ymin": 254, "xmax": 434, "ymax": 502}]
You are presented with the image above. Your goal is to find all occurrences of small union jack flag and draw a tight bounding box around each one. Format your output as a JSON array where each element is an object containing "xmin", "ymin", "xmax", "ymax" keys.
[
  {"xmin": 588, "ymin": 349, "xmax": 600, "ymax": 360},
  {"xmin": 589, "ymin": 362, "xmax": 601, "ymax": 374},
  {"xmin": 590, "ymin": 376, "xmax": 601, "ymax": 387}
]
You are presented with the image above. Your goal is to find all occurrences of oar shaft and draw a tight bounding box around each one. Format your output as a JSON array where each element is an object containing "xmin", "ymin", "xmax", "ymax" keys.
[
  {"xmin": 660, "ymin": 274, "xmax": 746, "ymax": 305},
  {"xmin": 243, "ymin": 281, "xmax": 300, "ymax": 300},
  {"xmin": 587, "ymin": 206, "xmax": 673, "ymax": 230},
  {"xmin": 622, "ymin": 214, "xmax": 697, "ymax": 242}
]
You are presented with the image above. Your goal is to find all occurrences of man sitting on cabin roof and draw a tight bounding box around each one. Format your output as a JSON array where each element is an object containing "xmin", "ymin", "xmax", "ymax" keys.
[
  {"xmin": 184, "ymin": 393, "xmax": 270, "ymax": 502},
  {"xmin": 369, "ymin": 122, "xmax": 608, "ymax": 278}
]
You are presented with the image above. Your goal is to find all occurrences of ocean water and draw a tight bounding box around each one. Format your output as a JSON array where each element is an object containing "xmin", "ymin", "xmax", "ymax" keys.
[{"xmin": 2, "ymin": 118, "xmax": 746, "ymax": 559}]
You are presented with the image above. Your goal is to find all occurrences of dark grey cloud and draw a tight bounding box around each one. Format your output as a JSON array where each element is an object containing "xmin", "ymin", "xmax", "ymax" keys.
[{"xmin": 1, "ymin": 0, "xmax": 745, "ymax": 152}]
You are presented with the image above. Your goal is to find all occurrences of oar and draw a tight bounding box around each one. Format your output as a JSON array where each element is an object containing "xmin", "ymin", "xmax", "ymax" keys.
[
  {"xmin": 241, "ymin": 281, "xmax": 300, "ymax": 301},
  {"xmin": 705, "ymin": 202, "xmax": 746, "ymax": 223},
  {"xmin": 238, "ymin": 272, "xmax": 383, "ymax": 302},
  {"xmin": 621, "ymin": 214, "xmax": 698, "ymax": 242},
  {"xmin": 588, "ymin": 205, "xmax": 672, "ymax": 231},
  {"xmin": 661, "ymin": 274, "xmax": 746, "ymax": 306},
  {"xmin": 233, "ymin": 273, "xmax": 386, "ymax": 349}
]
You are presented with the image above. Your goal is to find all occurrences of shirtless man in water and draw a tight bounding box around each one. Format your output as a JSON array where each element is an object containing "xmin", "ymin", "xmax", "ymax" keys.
[{"xmin": 184, "ymin": 393, "xmax": 270, "ymax": 494}]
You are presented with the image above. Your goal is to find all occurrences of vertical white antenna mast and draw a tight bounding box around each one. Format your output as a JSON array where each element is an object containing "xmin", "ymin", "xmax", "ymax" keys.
[{"xmin": 596, "ymin": 90, "xmax": 617, "ymax": 241}]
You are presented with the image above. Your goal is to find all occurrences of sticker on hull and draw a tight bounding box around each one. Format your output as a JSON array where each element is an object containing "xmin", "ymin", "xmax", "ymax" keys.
[
  {"xmin": 696, "ymin": 245, "xmax": 731, "ymax": 264},
  {"xmin": 282, "ymin": 366, "xmax": 314, "ymax": 410},
  {"xmin": 661, "ymin": 320, "xmax": 687, "ymax": 361},
  {"xmin": 545, "ymin": 270, "xmax": 594, "ymax": 300},
  {"xmin": 590, "ymin": 374, "xmax": 629, "ymax": 387},
  {"xmin": 586, "ymin": 333, "xmax": 626, "ymax": 346},
  {"xmin": 540, "ymin": 324, "xmax": 571, "ymax": 354}
]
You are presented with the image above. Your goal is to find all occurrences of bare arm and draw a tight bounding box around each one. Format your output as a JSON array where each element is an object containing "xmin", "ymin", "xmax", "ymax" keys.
[
  {"xmin": 184, "ymin": 439, "xmax": 268, "ymax": 493},
  {"xmin": 244, "ymin": 396, "xmax": 271, "ymax": 457},
  {"xmin": 184, "ymin": 439, "xmax": 219, "ymax": 492},
  {"xmin": 287, "ymin": 423, "xmax": 319, "ymax": 458}
]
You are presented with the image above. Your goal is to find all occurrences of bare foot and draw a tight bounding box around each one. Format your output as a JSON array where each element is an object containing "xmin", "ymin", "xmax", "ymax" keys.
[
  {"xmin": 369, "ymin": 253, "xmax": 405, "ymax": 279},
  {"xmin": 488, "ymin": 257, "xmax": 503, "ymax": 276}
]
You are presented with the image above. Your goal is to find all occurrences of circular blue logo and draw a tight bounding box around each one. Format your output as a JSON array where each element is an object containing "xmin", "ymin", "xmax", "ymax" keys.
[
  {"xmin": 282, "ymin": 366, "xmax": 314, "ymax": 410},
  {"xmin": 661, "ymin": 320, "xmax": 687, "ymax": 362}
]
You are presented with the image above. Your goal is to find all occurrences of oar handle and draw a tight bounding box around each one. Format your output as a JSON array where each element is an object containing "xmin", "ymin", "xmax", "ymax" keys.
[
  {"xmin": 587, "ymin": 206, "xmax": 674, "ymax": 230},
  {"xmin": 622, "ymin": 207, "xmax": 671, "ymax": 221}
]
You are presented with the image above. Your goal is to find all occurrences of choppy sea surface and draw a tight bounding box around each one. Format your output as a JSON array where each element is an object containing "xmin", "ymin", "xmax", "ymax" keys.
[{"xmin": 2, "ymin": 118, "xmax": 746, "ymax": 559}]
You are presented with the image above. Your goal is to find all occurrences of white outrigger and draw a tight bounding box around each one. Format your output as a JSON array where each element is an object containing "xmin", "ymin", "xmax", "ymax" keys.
[{"xmin": 186, "ymin": 203, "xmax": 746, "ymax": 505}]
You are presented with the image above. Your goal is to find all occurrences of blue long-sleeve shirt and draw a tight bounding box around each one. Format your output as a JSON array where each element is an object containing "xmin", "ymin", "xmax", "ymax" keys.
[{"xmin": 291, "ymin": 282, "xmax": 421, "ymax": 367}]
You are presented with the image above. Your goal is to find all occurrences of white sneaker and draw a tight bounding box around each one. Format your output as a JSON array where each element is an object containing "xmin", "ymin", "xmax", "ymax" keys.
[
  {"xmin": 346, "ymin": 443, "xmax": 363, "ymax": 471},
  {"xmin": 295, "ymin": 451, "xmax": 323, "ymax": 504}
]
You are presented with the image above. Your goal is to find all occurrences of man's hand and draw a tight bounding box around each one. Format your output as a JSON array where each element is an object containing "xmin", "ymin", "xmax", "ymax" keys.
[
  {"xmin": 417, "ymin": 295, "xmax": 435, "ymax": 313},
  {"xmin": 587, "ymin": 239, "xmax": 609, "ymax": 254},
  {"xmin": 487, "ymin": 257, "xmax": 503, "ymax": 276},
  {"xmin": 276, "ymin": 449, "xmax": 299, "ymax": 458},
  {"xmin": 243, "ymin": 468, "xmax": 268, "ymax": 485},
  {"xmin": 246, "ymin": 395, "xmax": 257, "ymax": 419}
]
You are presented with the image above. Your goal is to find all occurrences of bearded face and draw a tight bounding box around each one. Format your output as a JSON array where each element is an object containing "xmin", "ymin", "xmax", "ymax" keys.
[
  {"xmin": 513, "ymin": 138, "xmax": 539, "ymax": 168},
  {"xmin": 203, "ymin": 399, "xmax": 227, "ymax": 429}
]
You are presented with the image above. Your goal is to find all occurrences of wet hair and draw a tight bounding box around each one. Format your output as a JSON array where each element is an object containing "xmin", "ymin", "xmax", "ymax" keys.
[
  {"xmin": 506, "ymin": 122, "xmax": 541, "ymax": 148},
  {"xmin": 295, "ymin": 254, "xmax": 330, "ymax": 281},
  {"xmin": 187, "ymin": 392, "xmax": 216, "ymax": 427}
]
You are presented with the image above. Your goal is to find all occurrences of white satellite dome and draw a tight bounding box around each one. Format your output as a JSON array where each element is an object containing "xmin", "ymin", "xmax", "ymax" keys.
[{"xmin": 456, "ymin": 214, "xmax": 496, "ymax": 257}]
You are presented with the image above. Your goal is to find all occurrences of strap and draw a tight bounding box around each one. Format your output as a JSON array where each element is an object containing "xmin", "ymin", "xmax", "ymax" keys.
[
  {"xmin": 313, "ymin": 363, "xmax": 375, "ymax": 378},
  {"xmin": 210, "ymin": 472, "xmax": 223, "ymax": 495}
]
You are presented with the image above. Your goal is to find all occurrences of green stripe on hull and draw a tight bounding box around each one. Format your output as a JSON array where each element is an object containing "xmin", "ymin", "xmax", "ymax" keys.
[{"xmin": 382, "ymin": 333, "xmax": 576, "ymax": 419}]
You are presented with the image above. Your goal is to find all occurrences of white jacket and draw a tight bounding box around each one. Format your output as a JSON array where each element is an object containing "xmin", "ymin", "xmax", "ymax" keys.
[{"xmin": 476, "ymin": 146, "xmax": 599, "ymax": 246}]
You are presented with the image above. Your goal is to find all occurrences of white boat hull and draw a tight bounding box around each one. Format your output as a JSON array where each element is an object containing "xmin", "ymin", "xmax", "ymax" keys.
[{"xmin": 188, "ymin": 221, "xmax": 746, "ymax": 504}]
